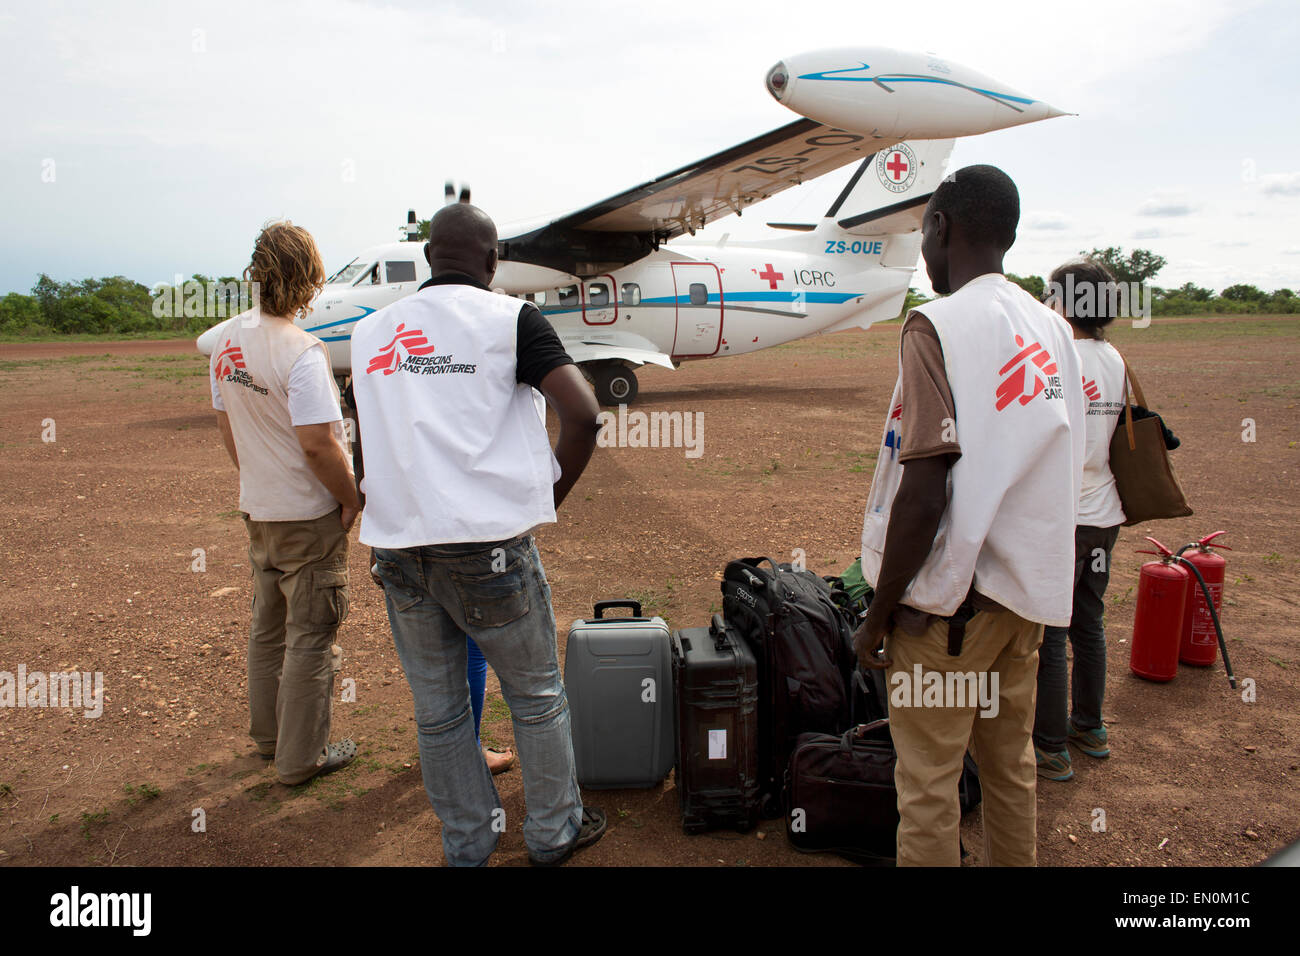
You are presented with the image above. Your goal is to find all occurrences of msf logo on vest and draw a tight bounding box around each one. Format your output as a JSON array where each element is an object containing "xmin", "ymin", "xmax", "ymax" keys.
[
  {"xmin": 995, "ymin": 334, "xmax": 1063, "ymax": 411},
  {"xmin": 215, "ymin": 339, "xmax": 267, "ymax": 395},
  {"xmin": 367, "ymin": 324, "xmax": 478, "ymax": 377}
]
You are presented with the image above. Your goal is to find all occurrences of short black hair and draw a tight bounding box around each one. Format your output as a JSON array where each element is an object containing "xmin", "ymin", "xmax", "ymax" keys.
[
  {"xmin": 1047, "ymin": 257, "xmax": 1119, "ymax": 338},
  {"xmin": 928, "ymin": 164, "xmax": 1020, "ymax": 252}
]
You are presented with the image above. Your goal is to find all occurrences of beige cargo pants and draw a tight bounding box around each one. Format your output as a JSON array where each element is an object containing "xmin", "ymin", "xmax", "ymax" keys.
[
  {"xmin": 244, "ymin": 509, "xmax": 350, "ymax": 785},
  {"xmin": 885, "ymin": 608, "xmax": 1044, "ymax": 867}
]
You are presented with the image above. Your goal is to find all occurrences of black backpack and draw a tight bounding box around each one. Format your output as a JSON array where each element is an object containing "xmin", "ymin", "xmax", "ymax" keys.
[{"xmin": 722, "ymin": 557, "xmax": 857, "ymax": 814}]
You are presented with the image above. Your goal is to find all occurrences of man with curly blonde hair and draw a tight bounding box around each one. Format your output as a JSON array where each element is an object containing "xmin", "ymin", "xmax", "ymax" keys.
[{"xmin": 210, "ymin": 220, "xmax": 360, "ymax": 785}]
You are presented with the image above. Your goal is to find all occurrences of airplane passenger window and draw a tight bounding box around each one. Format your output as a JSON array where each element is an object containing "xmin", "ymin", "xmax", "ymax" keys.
[
  {"xmin": 621, "ymin": 283, "xmax": 641, "ymax": 306},
  {"xmin": 689, "ymin": 282, "xmax": 709, "ymax": 306},
  {"xmin": 532, "ymin": 291, "xmax": 547, "ymax": 306},
  {"xmin": 558, "ymin": 285, "xmax": 580, "ymax": 307},
  {"xmin": 588, "ymin": 282, "xmax": 609, "ymax": 307},
  {"xmin": 385, "ymin": 261, "xmax": 417, "ymax": 283}
]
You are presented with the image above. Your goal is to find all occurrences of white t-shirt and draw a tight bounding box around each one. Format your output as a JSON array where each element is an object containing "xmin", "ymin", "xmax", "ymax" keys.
[
  {"xmin": 212, "ymin": 346, "xmax": 341, "ymax": 426},
  {"xmin": 1075, "ymin": 338, "xmax": 1127, "ymax": 528}
]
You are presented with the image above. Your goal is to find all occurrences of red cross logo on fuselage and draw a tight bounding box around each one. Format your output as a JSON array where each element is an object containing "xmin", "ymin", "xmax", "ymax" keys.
[
  {"xmin": 758, "ymin": 263, "xmax": 784, "ymax": 289},
  {"xmin": 886, "ymin": 152, "xmax": 909, "ymax": 181}
]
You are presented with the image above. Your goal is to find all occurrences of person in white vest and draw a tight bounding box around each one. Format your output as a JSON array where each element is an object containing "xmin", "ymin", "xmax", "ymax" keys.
[
  {"xmin": 210, "ymin": 221, "xmax": 360, "ymax": 786},
  {"xmin": 1033, "ymin": 258, "xmax": 1128, "ymax": 781},
  {"xmin": 350, "ymin": 202, "xmax": 604, "ymax": 867},
  {"xmin": 851, "ymin": 166, "xmax": 1085, "ymax": 866}
]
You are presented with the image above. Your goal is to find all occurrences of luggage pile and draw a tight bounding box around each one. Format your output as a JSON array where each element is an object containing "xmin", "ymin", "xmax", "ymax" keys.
[{"xmin": 564, "ymin": 556, "xmax": 982, "ymax": 865}]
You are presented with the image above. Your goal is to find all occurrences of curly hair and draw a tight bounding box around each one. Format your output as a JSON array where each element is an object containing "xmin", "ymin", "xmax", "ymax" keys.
[{"xmin": 244, "ymin": 221, "xmax": 326, "ymax": 319}]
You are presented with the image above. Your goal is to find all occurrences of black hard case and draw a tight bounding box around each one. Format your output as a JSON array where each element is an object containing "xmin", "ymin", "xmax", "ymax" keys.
[{"xmin": 670, "ymin": 615, "xmax": 761, "ymax": 834}]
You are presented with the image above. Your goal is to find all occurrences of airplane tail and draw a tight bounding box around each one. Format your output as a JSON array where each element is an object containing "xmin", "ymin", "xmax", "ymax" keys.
[{"xmin": 817, "ymin": 139, "xmax": 955, "ymax": 237}]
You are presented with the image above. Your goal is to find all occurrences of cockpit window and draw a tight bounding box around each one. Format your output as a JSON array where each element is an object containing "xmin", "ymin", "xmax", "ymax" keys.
[
  {"xmin": 327, "ymin": 259, "xmax": 366, "ymax": 285},
  {"xmin": 354, "ymin": 263, "xmax": 381, "ymax": 286},
  {"xmin": 386, "ymin": 261, "xmax": 417, "ymax": 283}
]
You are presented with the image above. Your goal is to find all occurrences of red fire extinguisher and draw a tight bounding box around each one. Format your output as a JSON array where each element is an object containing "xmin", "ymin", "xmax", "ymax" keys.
[
  {"xmin": 1131, "ymin": 538, "xmax": 1189, "ymax": 682},
  {"xmin": 1176, "ymin": 531, "xmax": 1229, "ymax": 667}
]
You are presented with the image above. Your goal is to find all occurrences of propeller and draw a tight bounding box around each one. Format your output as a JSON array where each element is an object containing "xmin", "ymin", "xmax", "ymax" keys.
[{"xmin": 443, "ymin": 180, "xmax": 472, "ymax": 206}]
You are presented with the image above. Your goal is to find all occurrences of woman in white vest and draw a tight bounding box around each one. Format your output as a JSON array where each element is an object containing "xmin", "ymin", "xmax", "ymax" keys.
[
  {"xmin": 210, "ymin": 221, "xmax": 360, "ymax": 786},
  {"xmin": 1033, "ymin": 258, "xmax": 1129, "ymax": 781}
]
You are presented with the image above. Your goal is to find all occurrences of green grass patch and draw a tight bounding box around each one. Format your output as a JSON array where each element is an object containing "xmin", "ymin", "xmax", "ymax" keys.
[
  {"xmin": 123, "ymin": 783, "xmax": 161, "ymax": 806},
  {"xmin": 79, "ymin": 809, "xmax": 110, "ymax": 839}
]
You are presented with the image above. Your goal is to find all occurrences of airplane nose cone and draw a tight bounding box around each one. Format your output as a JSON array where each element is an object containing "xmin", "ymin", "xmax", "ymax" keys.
[{"xmin": 766, "ymin": 60, "xmax": 790, "ymax": 101}]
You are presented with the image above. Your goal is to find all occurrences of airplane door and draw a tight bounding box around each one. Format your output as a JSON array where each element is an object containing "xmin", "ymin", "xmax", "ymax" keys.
[{"xmin": 670, "ymin": 262, "xmax": 723, "ymax": 356}]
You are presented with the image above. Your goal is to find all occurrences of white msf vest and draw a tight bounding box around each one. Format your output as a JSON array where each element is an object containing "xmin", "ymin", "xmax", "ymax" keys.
[
  {"xmin": 860, "ymin": 274, "xmax": 1085, "ymax": 626},
  {"xmin": 212, "ymin": 310, "xmax": 347, "ymax": 521},
  {"xmin": 351, "ymin": 283, "xmax": 558, "ymax": 548}
]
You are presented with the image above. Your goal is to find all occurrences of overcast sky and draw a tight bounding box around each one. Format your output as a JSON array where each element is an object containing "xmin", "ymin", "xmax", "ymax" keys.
[{"xmin": 2, "ymin": 0, "xmax": 1297, "ymax": 297}]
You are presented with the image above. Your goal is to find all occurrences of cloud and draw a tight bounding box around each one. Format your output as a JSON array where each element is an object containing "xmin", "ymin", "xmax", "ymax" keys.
[
  {"xmin": 1137, "ymin": 195, "xmax": 1198, "ymax": 217},
  {"xmin": 1022, "ymin": 211, "xmax": 1072, "ymax": 231},
  {"xmin": 1282, "ymin": 248, "xmax": 1300, "ymax": 256},
  {"xmin": 1260, "ymin": 172, "xmax": 1300, "ymax": 196}
]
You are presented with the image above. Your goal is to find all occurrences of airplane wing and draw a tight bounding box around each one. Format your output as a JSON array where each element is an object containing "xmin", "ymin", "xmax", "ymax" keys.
[{"xmin": 502, "ymin": 119, "xmax": 876, "ymax": 275}]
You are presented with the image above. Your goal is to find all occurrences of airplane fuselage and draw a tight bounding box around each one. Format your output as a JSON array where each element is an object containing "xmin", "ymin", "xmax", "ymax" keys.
[{"xmin": 268, "ymin": 229, "xmax": 918, "ymax": 390}]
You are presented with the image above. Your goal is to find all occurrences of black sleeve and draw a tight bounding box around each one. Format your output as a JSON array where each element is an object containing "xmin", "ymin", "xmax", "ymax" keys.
[{"xmin": 516, "ymin": 303, "xmax": 575, "ymax": 389}]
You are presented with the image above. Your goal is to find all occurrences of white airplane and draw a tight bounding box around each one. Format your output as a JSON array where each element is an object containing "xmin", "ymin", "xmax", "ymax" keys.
[{"xmin": 197, "ymin": 46, "xmax": 1065, "ymax": 405}]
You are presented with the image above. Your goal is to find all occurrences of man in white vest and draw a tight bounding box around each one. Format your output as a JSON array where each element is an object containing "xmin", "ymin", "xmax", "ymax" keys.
[
  {"xmin": 351, "ymin": 202, "xmax": 604, "ymax": 867},
  {"xmin": 852, "ymin": 166, "xmax": 1085, "ymax": 866},
  {"xmin": 211, "ymin": 221, "xmax": 360, "ymax": 786}
]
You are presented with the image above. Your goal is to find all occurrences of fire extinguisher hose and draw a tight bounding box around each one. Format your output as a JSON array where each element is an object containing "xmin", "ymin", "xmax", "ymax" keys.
[{"xmin": 1177, "ymin": 557, "xmax": 1237, "ymax": 690}]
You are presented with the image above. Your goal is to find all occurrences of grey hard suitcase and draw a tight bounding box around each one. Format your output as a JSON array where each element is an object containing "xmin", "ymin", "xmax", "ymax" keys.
[{"xmin": 564, "ymin": 600, "xmax": 675, "ymax": 789}]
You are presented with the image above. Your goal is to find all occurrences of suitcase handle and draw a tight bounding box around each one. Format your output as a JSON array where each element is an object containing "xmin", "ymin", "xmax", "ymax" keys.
[
  {"xmin": 709, "ymin": 613, "xmax": 727, "ymax": 649},
  {"xmin": 593, "ymin": 600, "xmax": 643, "ymax": 619},
  {"xmin": 841, "ymin": 719, "xmax": 890, "ymax": 751}
]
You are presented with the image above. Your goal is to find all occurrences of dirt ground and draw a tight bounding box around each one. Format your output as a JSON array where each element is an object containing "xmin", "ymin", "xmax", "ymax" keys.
[{"xmin": 1, "ymin": 315, "xmax": 1297, "ymax": 867}]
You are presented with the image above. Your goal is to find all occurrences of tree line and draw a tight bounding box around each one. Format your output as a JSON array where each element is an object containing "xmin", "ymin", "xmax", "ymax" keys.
[
  {"xmin": 2, "ymin": 246, "xmax": 1296, "ymax": 337},
  {"xmin": 1002, "ymin": 247, "xmax": 1298, "ymax": 316}
]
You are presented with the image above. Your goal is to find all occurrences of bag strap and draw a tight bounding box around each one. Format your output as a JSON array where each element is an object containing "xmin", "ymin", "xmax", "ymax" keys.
[{"xmin": 1117, "ymin": 353, "xmax": 1142, "ymax": 452}]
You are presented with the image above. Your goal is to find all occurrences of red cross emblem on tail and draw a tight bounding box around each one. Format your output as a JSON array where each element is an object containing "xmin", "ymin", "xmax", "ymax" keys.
[
  {"xmin": 995, "ymin": 334, "xmax": 1058, "ymax": 411},
  {"xmin": 215, "ymin": 339, "xmax": 245, "ymax": 379},
  {"xmin": 367, "ymin": 323, "xmax": 437, "ymax": 375}
]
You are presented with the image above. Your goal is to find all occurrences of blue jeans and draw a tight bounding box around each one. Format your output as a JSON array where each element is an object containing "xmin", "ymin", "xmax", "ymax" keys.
[{"xmin": 372, "ymin": 534, "xmax": 582, "ymax": 866}]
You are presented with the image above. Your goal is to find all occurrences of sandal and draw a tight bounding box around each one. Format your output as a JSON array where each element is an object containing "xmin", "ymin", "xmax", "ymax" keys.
[
  {"xmin": 529, "ymin": 807, "xmax": 606, "ymax": 866},
  {"xmin": 279, "ymin": 738, "xmax": 357, "ymax": 785}
]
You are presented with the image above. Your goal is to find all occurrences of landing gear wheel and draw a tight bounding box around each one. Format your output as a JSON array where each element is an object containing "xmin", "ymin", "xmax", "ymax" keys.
[{"xmin": 589, "ymin": 364, "xmax": 638, "ymax": 406}]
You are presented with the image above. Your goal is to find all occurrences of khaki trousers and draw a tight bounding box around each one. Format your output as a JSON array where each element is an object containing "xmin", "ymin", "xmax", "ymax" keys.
[
  {"xmin": 885, "ymin": 608, "xmax": 1043, "ymax": 867},
  {"xmin": 244, "ymin": 509, "xmax": 350, "ymax": 785}
]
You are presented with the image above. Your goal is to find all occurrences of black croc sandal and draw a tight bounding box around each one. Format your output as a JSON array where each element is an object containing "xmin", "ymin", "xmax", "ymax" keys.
[{"xmin": 529, "ymin": 807, "xmax": 607, "ymax": 867}]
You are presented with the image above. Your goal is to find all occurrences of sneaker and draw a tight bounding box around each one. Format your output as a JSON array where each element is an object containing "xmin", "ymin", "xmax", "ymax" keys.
[
  {"xmin": 1035, "ymin": 746, "xmax": 1074, "ymax": 782},
  {"xmin": 529, "ymin": 808, "xmax": 607, "ymax": 866},
  {"xmin": 1069, "ymin": 721, "xmax": 1110, "ymax": 758}
]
